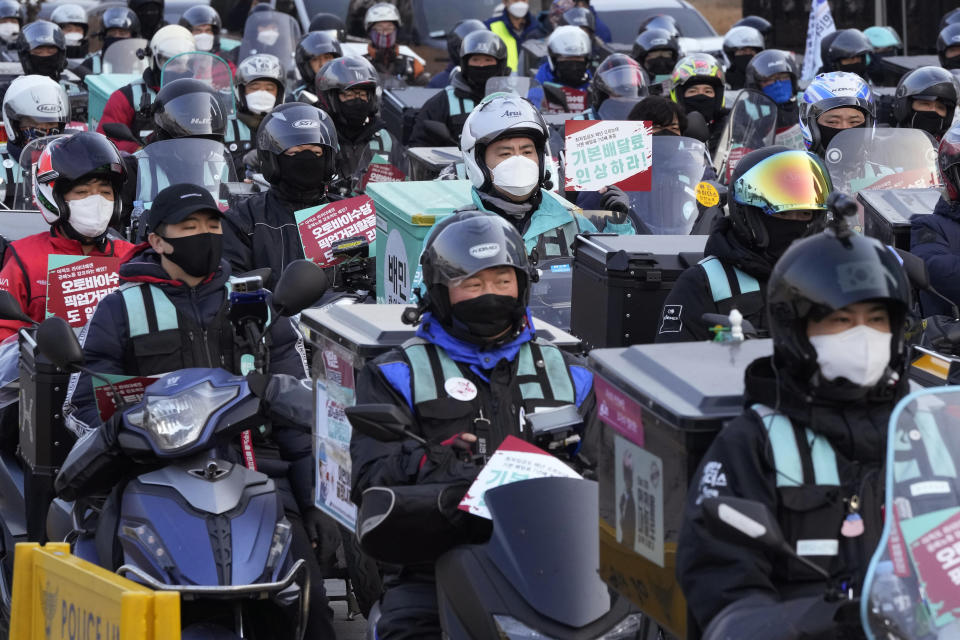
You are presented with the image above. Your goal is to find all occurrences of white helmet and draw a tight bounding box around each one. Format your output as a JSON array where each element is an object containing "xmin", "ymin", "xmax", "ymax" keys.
[
  {"xmin": 50, "ymin": 3, "xmax": 87, "ymax": 30},
  {"xmin": 149, "ymin": 24, "xmax": 195, "ymax": 71},
  {"xmin": 364, "ymin": 2, "xmax": 401, "ymax": 31},
  {"xmin": 547, "ymin": 25, "xmax": 591, "ymax": 69},
  {"xmin": 460, "ymin": 93, "xmax": 549, "ymax": 192},
  {"xmin": 2, "ymin": 74, "xmax": 69, "ymax": 147}
]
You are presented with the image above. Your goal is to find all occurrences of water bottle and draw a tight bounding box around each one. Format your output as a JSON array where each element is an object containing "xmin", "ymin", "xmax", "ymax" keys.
[{"xmin": 872, "ymin": 560, "xmax": 915, "ymax": 635}]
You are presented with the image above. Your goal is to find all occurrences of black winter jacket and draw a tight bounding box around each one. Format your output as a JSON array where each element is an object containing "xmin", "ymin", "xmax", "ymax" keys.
[{"xmin": 408, "ymin": 69, "xmax": 482, "ymax": 147}]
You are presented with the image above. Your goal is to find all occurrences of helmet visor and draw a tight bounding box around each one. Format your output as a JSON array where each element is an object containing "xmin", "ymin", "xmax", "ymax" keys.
[
  {"xmin": 598, "ymin": 65, "xmax": 645, "ymax": 98},
  {"xmin": 733, "ymin": 150, "xmax": 832, "ymax": 215}
]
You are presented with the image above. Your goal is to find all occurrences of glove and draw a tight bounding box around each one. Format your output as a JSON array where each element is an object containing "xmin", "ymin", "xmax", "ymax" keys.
[
  {"xmin": 599, "ymin": 185, "xmax": 630, "ymax": 224},
  {"xmin": 302, "ymin": 506, "xmax": 330, "ymax": 549},
  {"xmin": 416, "ymin": 433, "xmax": 481, "ymax": 485},
  {"xmin": 705, "ymin": 594, "xmax": 861, "ymax": 640},
  {"xmin": 245, "ymin": 370, "xmax": 270, "ymax": 399}
]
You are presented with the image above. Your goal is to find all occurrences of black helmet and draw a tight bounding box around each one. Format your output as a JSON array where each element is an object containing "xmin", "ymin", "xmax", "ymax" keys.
[
  {"xmin": 893, "ymin": 65, "xmax": 958, "ymax": 138},
  {"xmin": 296, "ymin": 31, "xmax": 342, "ymax": 85},
  {"xmin": 446, "ymin": 19, "xmax": 486, "ymax": 66},
  {"xmin": 418, "ymin": 209, "xmax": 533, "ymax": 340},
  {"xmin": 101, "ymin": 7, "xmax": 140, "ymax": 37},
  {"xmin": 309, "ymin": 12, "xmax": 346, "ymax": 40},
  {"xmin": 256, "ymin": 102, "xmax": 338, "ymax": 185},
  {"xmin": 938, "ymin": 123, "xmax": 960, "ymax": 201},
  {"xmin": 129, "ymin": 0, "xmax": 164, "ymax": 38},
  {"xmin": 744, "ymin": 49, "xmax": 799, "ymax": 93},
  {"xmin": 250, "ymin": 4, "xmax": 273, "ymax": 16},
  {"xmin": 179, "ymin": 6, "xmax": 222, "ymax": 51},
  {"xmin": 940, "ymin": 7, "xmax": 960, "ymax": 33},
  {"xmin": 937, "ymin": 23, "xmax": 960, "ymax": 68},
  {"xmin": 826, "ymin": 28, "xmax": 872, "ymax": 77},
  {"xmin": 732, "ymin": 15, "xmax": 772, "ymax": 38},
  {"xmin": 0, "ymin": 0, "xmax": 23, "ymax": 24},
  {"xmin": 459, "ymin": 30, "xmax": 508, "ymax": 94},
  {"xmin": 632, "ymin": 27, "xmax": 679, "ymax": 72},
  {"xmin": 315, "ymin": 56, "xmax": 381, "ymax": 131},
  {"xmin": 728, "ymin": 146, "xmax": 831, "ymax": 257},
  {"xmin": 152, "ymin": 78, "xmax": 227, "ymax": 142},
  {"xmin": 589, "ymin": 53, "xmax": 646, "ymax": 111},
  {"xmin": 766, "ymin": 220, "xmax": 911, "ymax": 396},
  {"xmin": 17, "ymin": 21, "xmax": 66, "ymax": 79},
  {"xmin": 640, "ymin": 15, "xmax": 678, "ymax": 37},
  {"xmin": 560, "ymin": 7, "xmax": 595, "ymax": 37}
]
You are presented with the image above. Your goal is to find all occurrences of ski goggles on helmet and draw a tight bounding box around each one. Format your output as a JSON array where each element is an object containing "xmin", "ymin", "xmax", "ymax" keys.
[{"xmin": 733, "ymin": 150, "xmax": 832, "ymax": 215}]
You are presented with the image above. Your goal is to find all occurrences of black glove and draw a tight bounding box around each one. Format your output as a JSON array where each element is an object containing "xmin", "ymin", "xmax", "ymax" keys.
[
  {"xmin": 301, "ymin": 506, "xmax": 329, "ymax": 548},
  {"xmin": 416, "ymin": 434, "xmax": 482, "ymax": 485},
  {"xmin": 245, "ymin": 370, "xmax": 270, "ymax": 399},
  {"xmin": 599, "ymin": 185, "xmax": 631, "ymax": 224}
]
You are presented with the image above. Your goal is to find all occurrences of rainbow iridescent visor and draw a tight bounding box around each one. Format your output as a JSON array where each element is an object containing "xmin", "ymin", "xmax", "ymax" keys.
[{"xmin": 732, "ymin": 150, "xmax": 833, "ymax": 215}]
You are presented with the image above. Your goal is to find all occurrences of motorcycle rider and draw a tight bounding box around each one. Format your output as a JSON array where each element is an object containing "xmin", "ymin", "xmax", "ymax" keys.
[
  {"xmin": 864, "ymin": 25, "xmax": 902, "ymax": 85},
  {"xmin": 58, "ymin": 181, "xmax": 336, "ymax": 640},
  {"xmin": 0, "ymin": 75, "xmax": 69, "ymax": 209},
  {"xmin": 937, "ymin": 23, "xmax": 960, "ymax": 71},
  {"xmin": 232, "ymin": 54, "xmax": 285, "ymax": 169},
  {"xmin": 578, "ymin": 53, "xmax": 646, "ymax": 120},
  {"xmin": 558, "ymin": 7, "xmax": 614, "ymax": 69},
  {"xmin": 527, "ymin": 25, "xmax": 593, "ymax": 112},
  {"xmin": 911, "ymin": 123, "xmax": 960, "ymax": 316},
  {"xmin": 409, "ymin": 30, "xmax": 508, "ymax": 147},
  {"xmin": 16, "ymin": 21, "xmax": 68, "ymax": 82},
  {"xmin": 80, "ymin": 7, "xmax": 140, "ymax": 76},
  {"xmin": 799, "ymin": 71, "xmax": 875, "ymax": 158},
  {"xmin": 178, "ymin": 5, "xmax": 231, "ymax": 63},
  {"xmin": 723, "ymin": 25, "xmax": 765, "ymax": 90},
  {"xmin": 362, "ymin": 2, "xmax": 428, "ymax": 86},
  {"xmin": 129, "ymin": 0, "xmax": 166, "ymax": 40},
  {"xmin": 310, "ymin": 12, "xmax": 347, "ymax": 40},
  {"xmin": 744, "ymin": 49, "xmax": 802, "ymax": 145},
  {"xmin": 678, "ymin": 211, "xmax": 911, "ymax": 639},
  {"xmin": 891, "ymin": 66, "xmax": 958, "ymax": 141},
  {"xmin": 427, "ymin": 18, "xmax": 486, "ymax": 89},
  {"xmin": 291, "ymin": 31, "xmax": 342, "ymax": 103},
  {"xmin": 0, "ymin": 0, "xmax": 22, "ymax": 62},
  {"xmin": 50, "ymin": 4, "xmax": 88, "ymax": 67},
  {"xmin": 350, "ymin": 209, "xmax": 595, "ymax": 639},
  {"xmin": 222, "ymin": 103, "xmax": 338, "ymax": 291},
  {"xmin": 656, "ymin": 146, "xmax": 831, "ymax": 343},
  {"xmin": 0, "ymin": 132, "xmax": 136, "ymax": 341},
  {"xmin": 98, "ymin": 25, "xmax": 196, "ymax": 154},
  {"xmin": 818, "ymin": 28, "xmax": 873, "ymax": 82},
  {"xmin": 570, "ymin": 0, "xmax": 612, "ymax": 43},
  {"xmin": 486, "ymin": 0, "xmax": 540, "ymax": 74},
  {"xmin": 315, "ymin": 56, "xmax": 405, "ymax": 195},
  {"xmin": 670, "ymin": 53, "xmax": 729, "ymax": 154},
  {"xmin": 631, "ymin": 27, "xmax": 680, "ymax": 93}
]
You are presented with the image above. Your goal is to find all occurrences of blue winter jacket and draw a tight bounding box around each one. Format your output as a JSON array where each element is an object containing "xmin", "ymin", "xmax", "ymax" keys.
[
  {"xmin": 527, "ymin": 61, "xmax": 591, "ymax": 109},
  {"xmin": 588, "ymin": 6, "xmax": 613, "ymax": 43},
  {"xmin": 911, "ymin": 197, "xmax": 960, "ymax": 316}
]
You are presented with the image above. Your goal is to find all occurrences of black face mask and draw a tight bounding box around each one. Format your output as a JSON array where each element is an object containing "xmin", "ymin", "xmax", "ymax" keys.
[
  {"xmin": 645, "ymin": 56, "xmax": 674, "ymax": 77},
  {"xmin": 726, "ymin": 54, "xmax": 752, "ymax": 88},
  {"xmin": 760, "ymin": 214, "xmax": 812, "ymax": 259},
  {"xmin": 65, "ymin": 42, "xmax": 88, "ymax": 59},
  {"xmin": 555, "ymin": 59, "xmax": 588, "ymax": 86},
  {"xmin": 138, "ymin": 7, "xmax": 163, "ymax": 36},
  {"xmin": 683, "ymin": 94, "xmax": 717, "ymax": 122},
  {"xmin": 161, "ymin": 232, "xmax": 223, "ymax": 278},
  {"xmin": 836, "ymin": 61, "xmax": 868, "ymax": 81},
  {"xmin": 450, "ymin": 294, "xmax": 526, "ymax": 342},
  {"xmin": 911, "ymin": 110, "xmax": 948, "ymax": 139},
  {"xmin": 338, "ymin": 98, "xmax": 371, "ymax": 129},
  {"xmin": 277, "ymin": 150, "xmax": 331, "ymax": 191},
  {"xmin": 464, "ymin": 64, "xmax": 501, "ymax": 94},
  {"xmin": 944, "ymin": 56, "xmax": 960, "ymax": 70},
  {"xmin": 818, "ymin": 120, "xmax": 864, "ymax": 150},
  {"xmin": 27, "ymin": 54, "xmax": 62, "ymax": 80}
]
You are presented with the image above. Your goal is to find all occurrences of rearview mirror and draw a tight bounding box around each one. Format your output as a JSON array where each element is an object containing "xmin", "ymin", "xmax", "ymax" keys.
[
  {"xmin": 36, "ymin": 316, "xmax": 85, "ymax": 372},
  {"xmin": 684, "ymin": 111, "xmax": 710, "ymax": 143},
  {"xmin": 272, "ymin": 260, "xmax": 330, "ymax": 316},
  {"xmin": 0, "ymin": 290, "xmax": 34, "ymax": 325},
  {"xmin": 895, "ymin": 248, "xmax": 930, "ymax": 290},
  {"xmin": 345, "ymin": 403, "xmax": 422, "ymax": 444},
  {"xmin": 541, "ymin": 83, "xmax": 568, "ymax": 110},
  {"xmin": 102, "ymin": 122, "xmax": 140, "ymax": 144}
]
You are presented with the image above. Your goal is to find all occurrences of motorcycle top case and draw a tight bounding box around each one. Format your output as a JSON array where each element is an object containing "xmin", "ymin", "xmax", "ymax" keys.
[
  {"xmin": 368, "ymin": 179, "xmax": 474, "ymax": 305},
  {"xmin": 588, "ymin": 338, "xmax": 773, "ymax": 638},
  {"xmin": 84, "ymin": 72, "xmax": 141, "ymax": 130},
  {"xmin": 382, "ymin": 86, "xmax": 441, "ymax": 146},
  {"xmin": 406, "ymin": 146, "xmax": 462, "ymax": 181},
  {"xmin": 859, "ymin": 187, "xmax": 938, "ymax": 251},
  {"xmin": 571, "ymin": 233, "xmax": 707, "ymax": 349}
]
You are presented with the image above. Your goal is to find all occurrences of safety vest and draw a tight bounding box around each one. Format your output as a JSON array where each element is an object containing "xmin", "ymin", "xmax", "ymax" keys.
[
  {"xmin": 224, "ymin": 117, "xmax": 253, "ymax": 156},
  {"xmin": 489, "ymin": 20, "xmax": 520, "ymax": 73},
  {"xmin": 697, "ymin": 255, "xmax": 763, "ymax": 316},
  {"xmin": 752, "ymin": 404, "xmax": 840, "ymax": 488},
  {"xmin": 122, "ymin": 80, "xmax": 157, "ymax": 141}
]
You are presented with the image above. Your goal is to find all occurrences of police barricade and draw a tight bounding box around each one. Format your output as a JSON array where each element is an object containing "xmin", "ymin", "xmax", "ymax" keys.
[
  {"xmin": 10, "ymin": 542, "xmax": 181, "ymax": 640},
  {"xmin": 588, "ymin": 339, "xmax": 773, "ymax": 638}
]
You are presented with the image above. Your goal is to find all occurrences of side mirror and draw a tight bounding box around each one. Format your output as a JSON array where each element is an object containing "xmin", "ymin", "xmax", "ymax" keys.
[
  {"xmin": 423, "ymin": 120, "xmax": 457, "ymax": 146},
  {"xmin": 684, "ymin": 111, "xmax": 710, "ymax": 143},
  {"xmin": 541, "ymin": 82, "xmax": 568, "ymax": 110},
  {"xmin": 272, "ymin": 259, "xmax": 330, "ymax": 316},
  {"xmin": 345, "ymin": 404, "xmax": 424, "ymax": 444},
  {"xmin": 0, "ymin": 290, "xmax": 34, "ymax": 325},
  {"xmin": 102, "ymin": 122, "xmax": 141, "ymax": 144},
  {"xmin": 895, "ymin": 248, "xmax": 930, "ymax": 290},
  {"xmin": 36, "ymin": 316, "xmax": 85, "ymax": 372}
]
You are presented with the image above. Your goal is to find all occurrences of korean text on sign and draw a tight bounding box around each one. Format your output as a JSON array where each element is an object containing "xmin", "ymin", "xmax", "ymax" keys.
[
  {"xmin": 564, "ymin": 120, "xmax": 653, "ymax": 192},
  {"xmin": 45, "ymin": 255, "xmax": 120, "ymax": 327},
  {"xmin": 295, "ymin": 195, "xmax": 377, "ymax": 268}
]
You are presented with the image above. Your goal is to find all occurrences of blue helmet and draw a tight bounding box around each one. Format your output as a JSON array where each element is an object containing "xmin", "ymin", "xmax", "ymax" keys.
[{"xmin": 798, "ymin": 71, "xmax": 874, "ymax": 154}]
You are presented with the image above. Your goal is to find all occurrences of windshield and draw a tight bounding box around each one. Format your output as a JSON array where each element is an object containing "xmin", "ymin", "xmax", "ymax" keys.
[
  {"xmin": 628, "ymin": 136, "xmax": 708, "ymax": 235},
  {"xmin": 529, "ymin": 258, "xmax": 572, "ymax": 331},
  {"xmin": 102, "ymin": 38, "xmax": 149, "ymax": 74},
  {"xmin": 421, "ymin": 0, "xmax": 502, "ymax": 34},
  {"xmin": 862, "ymin": 387, "xmax": 960, "ymax": 639},
  {"xmin": 238, "ymin": 10, "xmax": 300, "ymax": 85},
  {"xmin": 135, "ymin": 138, "xmax": 236, "ymax": 207},
  {"xmin": 485, "ymin": 76, "xmax": 532, "ymax": 97},
  {"xmin": 161, "ymin": 52, "xmax": 236, "ymax": 118},
  {"xmin": 713, "ymin": 90, "xmax": 778, "ymax": 184},
  {"xmin": 598, "ymin": 8, "xmax": 716, "ymax": 44},
  {"xmin": 825, "ymin": 128, "xmax": 940, "ymax": 196}
]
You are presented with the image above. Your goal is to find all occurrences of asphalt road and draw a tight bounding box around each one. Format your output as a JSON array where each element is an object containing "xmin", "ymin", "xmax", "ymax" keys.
[{"xmin": 326, "ymin": 579, "xmax": 370, "ymax": 640}]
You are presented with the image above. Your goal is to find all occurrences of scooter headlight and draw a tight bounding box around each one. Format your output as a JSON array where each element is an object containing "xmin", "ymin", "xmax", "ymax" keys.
[
  {"xmin": 492, "ymin": 612, "xmax": 645, "ymax": 639},
  {"xmin": 126, "ymin": 381, "xmax": 239, "ymax": 451}
]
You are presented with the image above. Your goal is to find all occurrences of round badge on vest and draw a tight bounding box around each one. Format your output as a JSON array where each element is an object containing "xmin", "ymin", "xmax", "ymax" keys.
[
  {"xmin": 2, "ymin": 159, "xmax": 12, "ymax": 169},
  {"xmin": 445, "ymin": 377, "xmax": 478, "ymax": 401}
]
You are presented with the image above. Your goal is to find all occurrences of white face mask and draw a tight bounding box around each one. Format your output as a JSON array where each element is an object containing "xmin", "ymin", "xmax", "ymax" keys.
[
  {"xmin": 245, "ymin": 89, "xmax": 276, "ymax": 114},
  {"xmin": 0, "ymin": 23, "xmax": 19, "ymax": 42},
  {"xmin": 257, "ymin": 29, "xmax": 280, "ymax": 46},
  {"xmin": 64, "ymin": 32, "xmax": 84, "ymax": 45},
  {"xmin": 808, "ymin": 324, "xmax": 892, "ymax": 388},
  {"xmin": 68, "ymin": 194, "xmax": 114, "ymax": 238},
  {"xmin": 490, "ymin": 154, "xmax": 540, "ymax": 198},
  {"xmin": 194, "ymin": 33, "xmax": 215, "ymax": 51},
  {"xmin": 507, "ymin": 2, "xmax": 529, "ymax": 18}
]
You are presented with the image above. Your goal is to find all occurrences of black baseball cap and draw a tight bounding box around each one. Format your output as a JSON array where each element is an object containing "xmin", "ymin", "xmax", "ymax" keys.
[{"xmin": 146, "ymin": 183, "xmax": 221, "ymax": 234}]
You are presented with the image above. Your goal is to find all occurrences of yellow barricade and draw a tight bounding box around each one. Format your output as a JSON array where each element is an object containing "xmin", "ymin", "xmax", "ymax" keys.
[{"xmin": 10, "ymin": 542, "xmax": 181, "ymax": 640}]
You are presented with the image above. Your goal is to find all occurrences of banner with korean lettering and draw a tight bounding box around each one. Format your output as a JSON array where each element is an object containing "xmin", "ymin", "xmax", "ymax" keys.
[
  {"xmin": 295, "ymin": 195, "xmax": 376, "ymax": 268},
  {"xmin": 564, "ymin": 120, "xmax": 653, "ymax": 192},
  {"xmin": 93, "ymin": 373, "xmax": 162, "ymax": 422},
  {"xmin": 801, "ymin": 0, "xmax": 836, "ymax": 83},
  {"xmin": 45, "ymin": 255, "xmax": 120, "ymax": 327}
]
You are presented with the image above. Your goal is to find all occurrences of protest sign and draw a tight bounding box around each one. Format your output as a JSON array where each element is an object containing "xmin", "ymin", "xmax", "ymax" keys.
[
  {"xmin": 93, "ymin": 373, "xmax": 162, "ymax": 422},
  {"xmin": 359, "ymin": 161, "xmax": 406, "ymax": 192},
  {"xmin": 564, "ymin": 120, "xmax": 652, "ymax": 192},
  {"xmin": 295, "ymin": 195, "xmax": 376, "ymax": 268},
  {"xmin": 45, "ymin": 255, "xmax": 120, "ymax": 327}
]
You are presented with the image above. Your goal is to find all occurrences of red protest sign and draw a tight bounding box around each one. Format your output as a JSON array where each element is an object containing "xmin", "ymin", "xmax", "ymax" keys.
[
  {"xmin": 908, "ymin": 510, "xmax": 960, "ymax": 613},
  {"xmin": 295, "ymin": 195, "xmax": 377, "ymax": 268},
  {"xmin": 725, "ymin": 146, "xmax": 752, "ymax": 184},
  {"xmin": 45, "ymin": 255, "xmax": 121, "ymax": 327},
  {"xmin": 544, "ymin": 85, "xmax": 587, "ymax": 113},
  {"xmin": 94, "ymin": 374, "xmax": 161, "ymax": 421},
  {"xmin": 359, "ymin": 162, "xmax": 406, "ymax": 192},
  {"xmin": 564, "ymin": 119, "xmax": 652, "ymax": 192}
]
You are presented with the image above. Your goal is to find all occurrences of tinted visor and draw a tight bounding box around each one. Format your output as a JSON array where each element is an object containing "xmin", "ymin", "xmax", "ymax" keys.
[
  {"xmin": 157, "ymin": 93, "xmax": 226, "ymax": 137},
  {"xmin": 598, "ymin": 65, "xmax": 644, "ymax": 98},
  {"xmin": 733, "ymin": 150, "xmax": 832, "ymax": 215}
]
